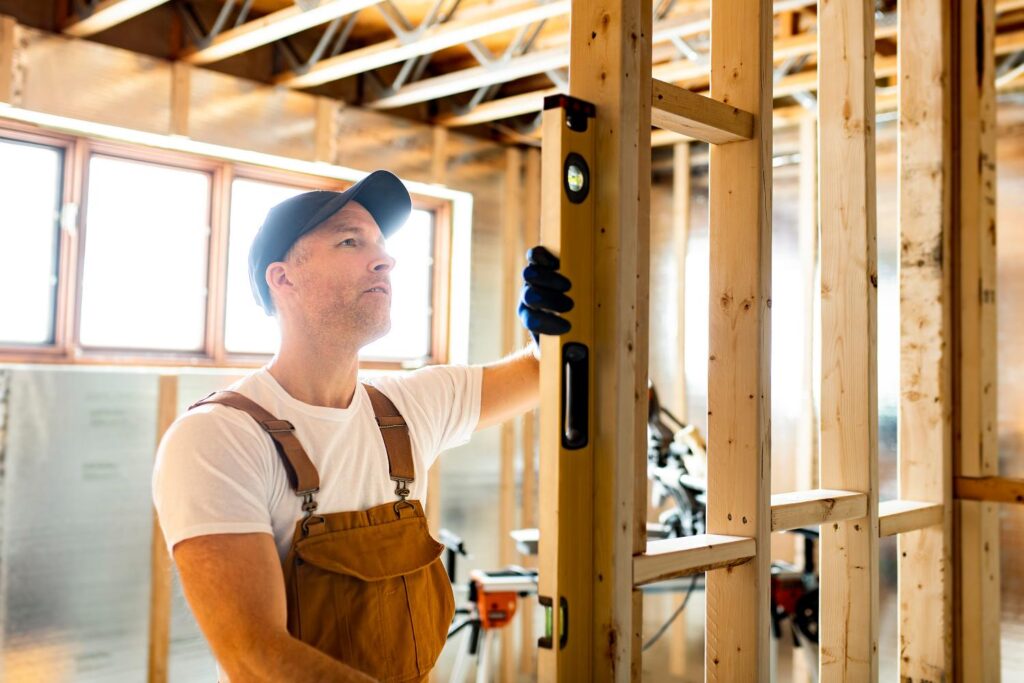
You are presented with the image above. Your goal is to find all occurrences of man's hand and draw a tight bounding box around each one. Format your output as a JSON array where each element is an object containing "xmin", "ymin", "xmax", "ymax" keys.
[{"xmin": 518, "ymin": 246, "xmax": 574, "ymax": 344}]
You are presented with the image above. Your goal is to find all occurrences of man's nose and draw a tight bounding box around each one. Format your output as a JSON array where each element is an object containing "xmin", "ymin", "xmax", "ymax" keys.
[{"xmin": 371, "ymin": 249, "xmax": 395, "ymax": 273}]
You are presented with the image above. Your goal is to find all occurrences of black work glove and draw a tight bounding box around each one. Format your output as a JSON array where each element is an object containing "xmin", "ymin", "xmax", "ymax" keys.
[{"xmin": 518, "ymin": 246, "xmax": 574, "ymax": 345}]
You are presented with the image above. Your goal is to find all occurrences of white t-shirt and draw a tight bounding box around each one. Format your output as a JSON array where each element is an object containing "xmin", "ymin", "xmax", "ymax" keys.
[{"xmin": 152, "ymin": 364, "xmax": 482, "ymax": 563}]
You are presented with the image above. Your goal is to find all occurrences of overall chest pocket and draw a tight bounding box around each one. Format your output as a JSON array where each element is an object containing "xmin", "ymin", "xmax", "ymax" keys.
[{"xmin": 288, "ymin": 512, "xmax": 455, "ymax": 683}]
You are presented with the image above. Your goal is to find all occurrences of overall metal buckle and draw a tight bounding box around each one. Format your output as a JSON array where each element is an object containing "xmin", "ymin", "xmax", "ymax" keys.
[
  {"xmin": 393, "ymin": 478, "xmax": 413, "ymax": 514},
  {"xmin": 299, "ymin": 488, "xmax": 324, "ymax": 536}
]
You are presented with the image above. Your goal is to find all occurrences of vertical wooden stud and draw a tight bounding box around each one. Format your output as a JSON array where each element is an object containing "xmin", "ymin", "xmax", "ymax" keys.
[
  {"xmin": 170, "ymin": 62, "xmax": 191, "ymax": 138},
  {"xmin": 817, "ymin": 0, "xmax": 880, "ymax": 679},
  {"xmin": 314, "ymin": 97, "xmax": 340, "ymax": 164},
  {"xmin": 897, "ymin": 1, "xmax": 955, "ymax": 680},
  {"xmin": 704, "ymin": 0, "xmax": 773, "ymax": 680},
  {"xmin": 148, "ymin": 375, "xmax": 177, "ymax": 683},
  {"xmin": 431, "ymin": 126, "xmax": 448, "ymax": 186},
  {"xmin": 500, "ymin": 146, "xmax": 523, "ymax": 683},
  {"xmin": 953, "ymin": 0, "xmax": 1001, "ymax": 679},
  {"xmin": 520, "ymin": 145, "xmax": 541, "ymax": 678},
  {"xmin": 565, "ymin": 1, "xmax": 652, "ymax": 679},
  {"xmin": 670, "ymin": 140, "xmax": 691, "ymax": 679},
  {"xmin": 796, "ymin": 115, "xmax": 818, "ymax": 497},
  {"xmin": 672, "ymin": 142, "xmax": 690, "ymax": 423},
  {"xmin": 0, "ymin": 16, "xmax": 17, "ymax": 106}
]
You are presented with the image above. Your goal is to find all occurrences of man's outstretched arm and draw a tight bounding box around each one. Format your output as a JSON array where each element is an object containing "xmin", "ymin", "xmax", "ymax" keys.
[
  {"xmin": 173, "ymin": 533, "xmax": 376, "ymax": 683},
  {"xmin": 477, "ymin": 347, "xmax": 539, "ymax": 431}
]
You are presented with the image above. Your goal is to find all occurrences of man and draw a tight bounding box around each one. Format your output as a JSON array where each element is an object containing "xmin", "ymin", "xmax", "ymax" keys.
[{"xmin": 152, "ymin": 170, "xmax": 571, "ymax": 682}]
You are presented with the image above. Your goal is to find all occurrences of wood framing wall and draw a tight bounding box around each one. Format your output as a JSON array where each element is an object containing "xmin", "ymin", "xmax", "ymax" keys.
[
  {"xmin": 565, "ymin": 1, "xmax": 652, "ymax": 679},
  {"xmin": 897, "ymin": 1, "xmax": 955, "ymax": 679},
  {"xmin": 817, "ymin": 0, "xmax": 880, "ymax": 677},
  {"xmin": 704, "ymin": 0, "xmax": 772, "ymax": 679},
  {"xmin": 953, "ymin": 0, "xmax": 1003, "ymax": 679},
  {"xmin": 4, "ymin": 2, "xmax": 1022, "ymax": 681}
]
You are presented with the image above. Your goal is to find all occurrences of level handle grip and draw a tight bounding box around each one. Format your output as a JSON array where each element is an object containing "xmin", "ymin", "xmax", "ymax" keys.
[{"xmin": 561, "ymin": 342, "xmax": 589, "ymax": 450}]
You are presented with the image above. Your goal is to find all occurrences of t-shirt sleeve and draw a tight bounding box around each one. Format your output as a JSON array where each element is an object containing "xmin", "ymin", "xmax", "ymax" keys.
[
  {"xmin": 152, "ymin": 407, "xmax": 276, "ymax": 553},
  {"xmin": 374, "ymin": 364, "xmax": 482, "ymax": 463}
]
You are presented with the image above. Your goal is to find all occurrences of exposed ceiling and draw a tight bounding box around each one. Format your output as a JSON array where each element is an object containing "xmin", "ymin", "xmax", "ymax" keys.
[{"xmin": 4, "ymin": 0, "xmax": 1024, "ymax": 146}]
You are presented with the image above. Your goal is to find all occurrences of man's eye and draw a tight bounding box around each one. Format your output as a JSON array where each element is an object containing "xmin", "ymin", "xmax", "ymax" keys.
[{"xmin": 338, "ymin": 238, "xmax": 357, "ymax": 247}]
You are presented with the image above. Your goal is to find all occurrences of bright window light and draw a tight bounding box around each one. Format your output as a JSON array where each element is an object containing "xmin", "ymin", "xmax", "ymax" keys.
[
  {"xmin": 362, "ymin": 209, "xmax": 434, "ymax": 362},
  {"xmin": 223, "ymin": 178, "xmax": 300, "ymax": 355},
  {"xmin": 78, "ymin": 156, "xmax": 211, "ymax": 351},
  {"xmin": 0, "ymin": 139, "xmax": 63, "ymax": 345}
]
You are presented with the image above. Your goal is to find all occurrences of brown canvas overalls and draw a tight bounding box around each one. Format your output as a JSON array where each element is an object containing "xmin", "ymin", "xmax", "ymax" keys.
[{"xmin": 189, "ymin": 385, "xmax": 455, "ymax": 682}]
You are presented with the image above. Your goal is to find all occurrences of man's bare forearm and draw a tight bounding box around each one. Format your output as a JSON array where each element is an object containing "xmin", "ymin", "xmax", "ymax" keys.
[
  {"xmin": 223, "ymin": 630, "xmax": 376, "ymax": 683},
  {"xmin": 477, "ymin": 346, "xmax": 540, "ymax": 431}
]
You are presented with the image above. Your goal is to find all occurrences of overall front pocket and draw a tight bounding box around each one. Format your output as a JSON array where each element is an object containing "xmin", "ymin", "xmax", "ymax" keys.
[{"xmin": 292, "ymin": 515, "xmax": 449, "ymax": 682}]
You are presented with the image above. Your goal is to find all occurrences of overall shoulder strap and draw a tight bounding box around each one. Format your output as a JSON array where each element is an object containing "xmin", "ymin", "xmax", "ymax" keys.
[
  {"xmin": 363, "ymin": 384, "xmax": 415, "ymax": 485},
  {"xmin": 189, "ymin": 391, "xmax": 320, "ymax": 495}
]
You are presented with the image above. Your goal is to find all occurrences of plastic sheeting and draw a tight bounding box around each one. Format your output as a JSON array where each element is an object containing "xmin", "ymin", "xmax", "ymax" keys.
[
  {"xmin": 0, "ymin": 367, "xmax": 239, "ymax": 682},
  {"xmin": 0, "ymin": 368, "xmax": 157, "ymax": 681}
]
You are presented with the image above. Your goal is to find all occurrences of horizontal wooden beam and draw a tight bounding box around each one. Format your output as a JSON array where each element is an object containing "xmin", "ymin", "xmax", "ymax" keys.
[
  {"xmin": 277, "ymin": 0, "xmax": 571, "ymax": 89},
  {"xmin": 651, "ymin": 80, "xmax": 754, "ymax": 144},
  {"xmin": 368, "ymin": 47, "xmax": 567, "ymax": 109},
  {"xmin": 442, "ymin": 50, "xmax": 899, "ymax": 129},
  {"xmin": 956, "ymin": 476, "xmax": 1024, "ymax": 505},
  {"xmin": 63, "ymin": 0, "xmax": 168, "ymax": 38},
  {"xmin": 437, "ymin": 12, "xmax": 908, "ymax": 127},
  {"xmin": 879, "ymin": 500, "xmax": 944, "ymax": 537},
  {"xmin": 652, "ymin": 20, "xmax": 898, "ymax": 84},
  {"xmin": 633, "ymin": 534, "xmax": 755, "ymax": 587},
  {"xmin": 437, "ymin": 87, "xmax": 558, "ymax": 127},
  {"xmin": 997, "ymin": 26, "xmax": 1024, "ymax": 53},
  {"xmin": 366, "ymin": 2, "xmax": 815, "ymax": 109},
  {"xmin": 770, "ymin": 489, "xmax": 868, "ymax": 532},
  {"xmin": 182, "ymin": 0, "xmax": 384, "ymax": 65}
]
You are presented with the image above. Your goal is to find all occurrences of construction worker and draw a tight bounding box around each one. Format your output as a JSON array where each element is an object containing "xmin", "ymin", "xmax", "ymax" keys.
[{"xmin": 152, "ymin": 170, "xmax": 572, "ymax": 682}]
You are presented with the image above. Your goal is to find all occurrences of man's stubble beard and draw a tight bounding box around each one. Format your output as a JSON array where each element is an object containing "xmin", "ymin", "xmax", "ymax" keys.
[{"xmin": 308, "ymin": 294, "xmax": 391, "ymax": 351}]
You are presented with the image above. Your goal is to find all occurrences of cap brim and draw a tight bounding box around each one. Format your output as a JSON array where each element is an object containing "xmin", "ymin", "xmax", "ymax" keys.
[{"xmin": 346, "ymin": 170, "xmax": 412, "ymax": 237}]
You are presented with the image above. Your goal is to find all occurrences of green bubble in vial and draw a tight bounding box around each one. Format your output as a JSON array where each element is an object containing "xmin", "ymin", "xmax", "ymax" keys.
[{"xmin": 566, "ymin": 164, "xmax": 585, "ymax": 193}]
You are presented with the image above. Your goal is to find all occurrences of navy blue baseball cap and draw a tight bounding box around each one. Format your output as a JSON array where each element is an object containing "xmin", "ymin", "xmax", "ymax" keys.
[{"xmin": 248, "ymin": 170, "xmax": 412, "ymax": 314}]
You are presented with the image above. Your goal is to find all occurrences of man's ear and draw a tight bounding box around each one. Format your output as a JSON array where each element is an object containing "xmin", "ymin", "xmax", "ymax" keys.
[{"xmin": 266, "ymin": 262, "xmax": 294, "ymax": 306}]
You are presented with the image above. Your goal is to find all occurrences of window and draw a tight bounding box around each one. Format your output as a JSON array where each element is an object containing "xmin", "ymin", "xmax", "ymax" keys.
[
  {"xmin": 78, "ymin": 155, "xmax": 212, "ymax": 352},
  {"xmin": 0, "ymin": 126, "xmax": 452, "ymax": 368},
  {"xmin": 0, "ymin": 138, "xmax": 64, "ymax": 345},
  {"xmin": 223, "ymin": 177, "xmax": 300, "ymax": 355},
  {"xmin": 361, "ymin": 209, "xmax": 434, "ymax": 362}
]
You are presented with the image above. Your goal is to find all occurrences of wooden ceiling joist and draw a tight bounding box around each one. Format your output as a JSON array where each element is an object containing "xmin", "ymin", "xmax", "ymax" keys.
[
  {"xmin": 437, "ymin": 16, "xmax": 899, "ymax": 128},
  {"xmin": 446, "ymin": 19, "xmax": 1024, "ymax": 132},
  {"xmin": 369, "ymin": 46, "xmax": 567, "ymax": 109},
  {"xmin": 366, "ymin": 0, "xmax": 816, "ymax": 109},
  {"xmin": 436, "ymin": 87, "xmax": 558, "ymax": 127},
  {"xmin": 182, "ymin": 0, "xmax": 385, "ymax": 65},
  {"xmin": 277, "ymin": 0, "xmax": 572, "ymax": 89},
  {"xmin": 63, "ymin": 0, "xmax": 169, "ymax": 38}
]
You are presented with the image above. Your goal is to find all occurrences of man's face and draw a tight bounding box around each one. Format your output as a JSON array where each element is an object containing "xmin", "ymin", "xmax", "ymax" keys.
[{"xmin": 280, "ymin": 201, "xmax": 395, "ymax": 347}]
